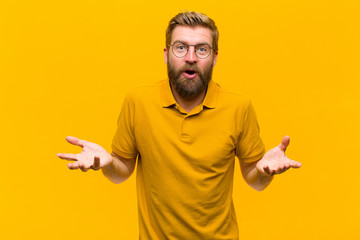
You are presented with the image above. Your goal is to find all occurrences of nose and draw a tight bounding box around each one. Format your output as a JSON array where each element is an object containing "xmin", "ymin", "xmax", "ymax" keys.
[{"xmin": 185, "ymin": 46, "xmax": 198, "ymax": 63}]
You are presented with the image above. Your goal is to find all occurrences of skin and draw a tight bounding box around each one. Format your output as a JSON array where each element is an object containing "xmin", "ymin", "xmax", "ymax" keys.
[
  {"xmin": 56, "ymin": 136, "xmax": 135, "ymax": 184},
  {"xmin": 241, "ymin": 135, "xmax": 301, "ymax": 191},
  {"xmin": 57, "ymin": 26, "xmax": 301, "ymax": 190},
  {"xmin": 164, "ymin": 26, "xmax": 218, "ymax": 112}
]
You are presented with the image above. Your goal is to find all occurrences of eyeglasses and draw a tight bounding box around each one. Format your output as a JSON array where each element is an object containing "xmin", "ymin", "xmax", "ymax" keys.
[{"xmin": 168, "ymin": 41, "xmax": 213, "ymax": 59}]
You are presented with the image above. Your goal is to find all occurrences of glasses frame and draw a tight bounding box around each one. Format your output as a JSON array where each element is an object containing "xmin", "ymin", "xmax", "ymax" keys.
[{"xmin": 168, "ymin": 41, "xmax": 213, "ymax": 59}]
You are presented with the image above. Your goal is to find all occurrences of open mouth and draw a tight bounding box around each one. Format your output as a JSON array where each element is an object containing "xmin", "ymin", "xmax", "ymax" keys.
[
  {"xmin": 185, "ymin": 70, "xmax": 196, "ymax": 75},
  {"xmin": 183, "ymin": 69, "xmax": 198, "ymax": 79}
]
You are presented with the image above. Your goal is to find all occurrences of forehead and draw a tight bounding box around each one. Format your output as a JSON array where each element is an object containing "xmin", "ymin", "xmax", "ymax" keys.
[{"xmin": 171, "ymin": 26, "xmax": 212, "ymax": 45}]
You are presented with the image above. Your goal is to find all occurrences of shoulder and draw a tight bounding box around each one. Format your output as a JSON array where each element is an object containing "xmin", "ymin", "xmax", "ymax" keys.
[
  {"xmin": 127, "ymin": 80, "xmax": 163, "ymax": 97},
  {"xmin": 125, "ymin": 80, "xmax": 164, "ymax": 104},
  {"xmin": 215, "ymin": 83, "xmax": 252, "ymax": 110}
]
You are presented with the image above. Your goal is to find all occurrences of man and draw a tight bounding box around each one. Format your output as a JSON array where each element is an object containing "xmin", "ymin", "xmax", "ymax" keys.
[{"xmin": 57, "ymin": 11, "xmax": 301, "ymax": 240}]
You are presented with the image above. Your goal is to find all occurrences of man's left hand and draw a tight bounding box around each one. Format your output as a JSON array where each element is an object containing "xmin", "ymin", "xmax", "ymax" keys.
[{"xmin": 256, "ymin": 136, "xmax": 302, "ymax": 176}]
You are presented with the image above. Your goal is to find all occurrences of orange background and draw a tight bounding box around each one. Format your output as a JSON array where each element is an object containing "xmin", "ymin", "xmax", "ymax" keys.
[{"xmin": 1, "ymin": 0, "xmax": 359, "ymax": 239}]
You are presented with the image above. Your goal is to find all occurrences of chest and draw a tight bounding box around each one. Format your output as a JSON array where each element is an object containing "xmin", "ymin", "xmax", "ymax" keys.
[{"xmin": 133, "ymin": 105, "xmax": 240, "ymax": 165}]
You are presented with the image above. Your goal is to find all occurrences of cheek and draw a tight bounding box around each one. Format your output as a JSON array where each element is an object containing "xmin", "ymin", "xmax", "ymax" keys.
[
  {"xmin": 169, "ymin": 57, "xmax": 183, "ymax": 69},
  {"xmin": 199, "ymin": 61, "xmax": 213, "ymax": 71}
]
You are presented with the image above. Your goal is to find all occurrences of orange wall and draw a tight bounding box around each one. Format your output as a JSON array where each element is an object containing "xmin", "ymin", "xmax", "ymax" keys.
[{"xmin": 1, "ymin": 0, "xmax": 359, "ymax": 239}]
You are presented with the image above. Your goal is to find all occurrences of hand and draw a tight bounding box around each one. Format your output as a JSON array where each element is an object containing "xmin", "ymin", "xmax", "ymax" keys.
[
  {"xmin": 57, "ymin": 136, "xmax": 113, "ymax": 172},
  {"xmin": 256, "ymin": 136, "xmax": 301, "ymax": 176}
]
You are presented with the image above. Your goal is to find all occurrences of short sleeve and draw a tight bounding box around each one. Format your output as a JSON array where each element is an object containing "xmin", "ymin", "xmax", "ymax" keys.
[
  {"xmin": 235, "ymin": 101, "xmax": 265, "ymax": 163},
  {"xmin": 111, "ymin": 94, "xmax": 138, "ymax": 159}
]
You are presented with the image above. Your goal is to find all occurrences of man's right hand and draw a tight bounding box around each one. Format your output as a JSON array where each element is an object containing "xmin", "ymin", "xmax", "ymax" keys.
[{"xmin": 57, "ymin": 136, "xmax": 113, "ymax": 172}]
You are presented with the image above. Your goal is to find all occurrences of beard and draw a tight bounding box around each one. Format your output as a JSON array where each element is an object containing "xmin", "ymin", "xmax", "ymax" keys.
[{"xmin": 167, "ymin": 60, "xmax": 214, "ymax": 99}]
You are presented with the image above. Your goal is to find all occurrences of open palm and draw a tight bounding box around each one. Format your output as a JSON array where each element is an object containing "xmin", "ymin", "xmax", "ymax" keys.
[
  {"xmin": 57, "ymin": 136, "xmax": 113, "ymax": 171},
  {"xmin": 256, "ymin": 136, "xmax": 301, "ymax": 176}
]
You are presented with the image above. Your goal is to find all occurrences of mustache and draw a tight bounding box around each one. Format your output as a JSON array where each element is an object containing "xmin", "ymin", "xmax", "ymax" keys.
[{"xmin": 179, "ymin": 64, "xmax": 200, "ymax": 73}]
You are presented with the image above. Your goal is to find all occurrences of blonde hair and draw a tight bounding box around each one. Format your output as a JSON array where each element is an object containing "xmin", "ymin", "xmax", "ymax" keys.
[{"xmin": 165, "ymin": 11, "xmax": 219, "ymax": 52}]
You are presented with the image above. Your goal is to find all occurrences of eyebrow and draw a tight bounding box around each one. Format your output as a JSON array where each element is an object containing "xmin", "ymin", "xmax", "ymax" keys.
[{"xmin": 172, "ymin": 40, "xmax": 210, "ymax": 46}]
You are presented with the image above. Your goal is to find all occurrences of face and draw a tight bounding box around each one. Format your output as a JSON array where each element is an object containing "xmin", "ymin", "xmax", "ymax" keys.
[{"xmin": 164, "ymin": 26, "xmax": 218, "ymax": 98}]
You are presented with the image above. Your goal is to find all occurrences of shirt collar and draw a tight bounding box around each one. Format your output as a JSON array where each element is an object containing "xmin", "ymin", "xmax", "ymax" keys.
[
  {"xmin": 202, "ymin": 79, "xmax": 218, "ymax": 109},
  {"xmin": 160, "ymin": 79, "xmax": 219, "ymax": 109},
  {"xmin": 160, "ymin": 79, "xmax": 177, "ymax": 107}
]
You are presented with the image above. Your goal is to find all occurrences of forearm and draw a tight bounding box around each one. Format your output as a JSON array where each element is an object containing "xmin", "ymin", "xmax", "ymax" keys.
[
  {"xmin": 241, "ymin": 161, "xmax": 274, "ymax": 191},
  {"xmin": 102, "ymin": 154, "xmax": 135, "ymax": 184},
  {"xmin": 244, "ymin": 165, "xmax": 273, "ymax": 191}
]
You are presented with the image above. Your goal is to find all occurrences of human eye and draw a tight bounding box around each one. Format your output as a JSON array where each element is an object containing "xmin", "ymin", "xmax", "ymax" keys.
[
  {"xmin": 174, "ymin": 43, "xmax": 187, "ymax": 51},
  {"xmin": 197, "ymin": 44, "xmax": 209, "ymax": 52}
]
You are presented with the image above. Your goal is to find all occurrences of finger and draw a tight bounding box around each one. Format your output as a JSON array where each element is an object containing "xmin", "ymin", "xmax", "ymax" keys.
[
  {"xmin": 279, "ymin": 135, "xmax": 290, "ymax": 152},
  {"xmin": 277, "ymin": 166, "xmax": 287, "ymax": 174},
  {"xmin": 283, "ymin": 165, "xmax": 290, "ymax": 172},
  {"xmin": 91, "ymin": 156, "xmax": 101, "ymax": 170},
  {"xmin": 263, "ymin": 165, "xmax": 271, "ymax": 175},
  {"xmin": 78, "ymin": 162, "xmax": 89, "ymax": 172},
  {"xmin": 278, "ymin": 164, "xmax": 284, "ymax": 171},
  {"xmin": 274, "ymin": 162, "xmax": 300, "ymax": 175},
  {"xmin": 65, "ymin": 136, "xmax": 87, "ymax": 148},
  {"xmin": 289, "ymin": 160, "xmax": 302, "ymax": 168},
  {"xmin": 57, "ymin": 153, "xmax": 78, "ymax": 161},
  {"xmin": 68, "ymin": 162, "xmax": 80, "ymax": 170}
]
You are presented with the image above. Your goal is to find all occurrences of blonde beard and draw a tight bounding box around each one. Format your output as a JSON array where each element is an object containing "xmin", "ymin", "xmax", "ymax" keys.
[{"xmin": 167, "ymin": 62, "xmax": 213, "ymax": 98}]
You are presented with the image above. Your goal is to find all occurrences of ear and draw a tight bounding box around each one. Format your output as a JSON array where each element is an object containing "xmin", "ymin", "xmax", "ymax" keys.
[
  {"xmin": 212, "ymin": 51, "xmax": 218, "ymax": 67},
  {"xmin": 164, "ymin": 47, "xmax": 168, "ymax": 64}
]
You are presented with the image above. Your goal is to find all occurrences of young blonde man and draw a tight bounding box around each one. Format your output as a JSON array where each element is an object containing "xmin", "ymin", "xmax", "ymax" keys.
[{"xmin": 58, "ymin": 11, "xmax": 301, "ymax": 240}]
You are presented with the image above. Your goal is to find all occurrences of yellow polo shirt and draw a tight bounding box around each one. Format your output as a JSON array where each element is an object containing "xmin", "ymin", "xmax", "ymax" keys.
[{"xmin": 112, "ymin": 79, "xmax": 265, "ymax": 240}]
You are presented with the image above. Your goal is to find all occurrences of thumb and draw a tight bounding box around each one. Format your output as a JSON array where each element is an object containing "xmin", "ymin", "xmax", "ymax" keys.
[{"xmin": 279, "ymin": 135, "xmax": 290, "ymax": 151}]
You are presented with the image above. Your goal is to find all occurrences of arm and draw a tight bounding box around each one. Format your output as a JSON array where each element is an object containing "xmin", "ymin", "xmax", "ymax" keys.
[
  {"xmin": 240, "ymin": 160, "xmax": 274, "ymax": 191},
  {"xmin": 102, "ymin": 152, "xmax": 136, "ymax": 184},
  {"xmin": 240, "ymin": 136, "xmax": 301, "ymax": 191},
  {"xmin": 57, "ymin": 136, "xmax": 136, "ymax": 184}
]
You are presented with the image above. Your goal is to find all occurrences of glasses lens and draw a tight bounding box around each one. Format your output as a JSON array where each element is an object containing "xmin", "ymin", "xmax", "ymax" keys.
[
  {"xmin": 172, "ymin": 42, "xmax": 188, "ymax": 57},
  {"xmin": 195, "ymin": 44, "xmax": 211, "ymax": 59}
]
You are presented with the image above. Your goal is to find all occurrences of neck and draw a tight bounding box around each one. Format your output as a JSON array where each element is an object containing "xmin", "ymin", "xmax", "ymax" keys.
[{"xmin": 170, "ymin": 84, "xmax": 207, "ymax": 113}]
